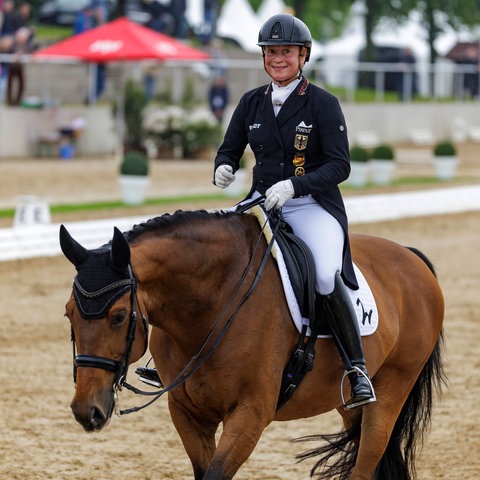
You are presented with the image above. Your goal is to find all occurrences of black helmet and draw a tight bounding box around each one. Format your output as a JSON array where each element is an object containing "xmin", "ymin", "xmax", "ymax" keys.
[{"xmin": 257, "ymin": 14, "xmax": 312, "ymax": 62}]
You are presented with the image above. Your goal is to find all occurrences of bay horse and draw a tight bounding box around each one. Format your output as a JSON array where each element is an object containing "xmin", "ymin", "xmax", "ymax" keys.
[{"xmin": 60, "ymin": 207, "xmax": 446, "ymax": 480}]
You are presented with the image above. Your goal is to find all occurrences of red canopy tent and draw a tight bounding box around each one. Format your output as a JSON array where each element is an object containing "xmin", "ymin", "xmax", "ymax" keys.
[
  {"xmin": 33, "ymin": 17, "xmax": 210, "ymax": 62},
  {"xmin": 33, "ymin": 18, "xmax": 210, "ymax": 153}
]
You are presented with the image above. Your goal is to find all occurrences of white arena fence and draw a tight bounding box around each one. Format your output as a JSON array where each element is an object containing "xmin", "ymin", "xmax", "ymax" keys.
[{"xmin": 1, "ymin": 185, "xmax": 480, "ymax": 262}]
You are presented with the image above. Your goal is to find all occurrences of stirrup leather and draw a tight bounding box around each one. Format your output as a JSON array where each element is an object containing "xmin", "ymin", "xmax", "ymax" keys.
[{"xmin": 340, "ymin": 365, "xmax": 376, "ymax": 409}]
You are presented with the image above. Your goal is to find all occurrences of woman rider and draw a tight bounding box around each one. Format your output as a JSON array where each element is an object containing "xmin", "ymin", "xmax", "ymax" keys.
[{"xmin": 213, "ymin": 13, "xmax": 376, "ymax": 409}]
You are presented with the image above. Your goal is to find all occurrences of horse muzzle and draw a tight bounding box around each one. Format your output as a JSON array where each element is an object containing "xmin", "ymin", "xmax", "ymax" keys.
[{"xmin": 70, "ymin": 377, "xmax": 115, "ymax": 432}]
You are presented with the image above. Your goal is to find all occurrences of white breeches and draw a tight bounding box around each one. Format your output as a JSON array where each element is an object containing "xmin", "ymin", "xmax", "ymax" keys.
[
  {"xmin": 281, "ymin": 196, "xmax": 344, "ymax": 295},
  {"xmin": 245, "ymin": 192, "xmax": 345, "ymax": 295}
]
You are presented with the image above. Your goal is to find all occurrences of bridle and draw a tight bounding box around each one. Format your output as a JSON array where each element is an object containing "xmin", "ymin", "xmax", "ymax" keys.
[
  {"xmin": 70, "ymin": 265, "xmax": 149, "ymax": 392},
  {"xmin": 70, "ymin": 197, "xmax": 280, "ymax": 416}
]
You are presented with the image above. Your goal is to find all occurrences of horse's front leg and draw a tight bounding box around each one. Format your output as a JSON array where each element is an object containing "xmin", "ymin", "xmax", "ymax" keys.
[
  {"xmin": 170, "ymin": 397, "xmax": 271, "ymax": 479},
  {"xmin": 202, "ymin": 402, "xmax": 271, "ymax": 480},
  {"xmin": 168, "ymin": 397, "xmax": 219, "ymax": 479}
]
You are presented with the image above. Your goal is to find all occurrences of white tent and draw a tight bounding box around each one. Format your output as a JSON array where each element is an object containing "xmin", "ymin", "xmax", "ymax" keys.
[
  {"xmin": 217, "ymin": 0, "xmax": 262, "ymax": 52},
  {"xmin": 257, "ymin": 0, "xmax": 291, "ymax": 22}
]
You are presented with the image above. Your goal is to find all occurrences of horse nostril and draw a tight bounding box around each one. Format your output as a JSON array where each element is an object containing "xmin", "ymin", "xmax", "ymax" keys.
[{"xmin": 90, "ymin": 406, "xmax": 107, "ymax": 429}]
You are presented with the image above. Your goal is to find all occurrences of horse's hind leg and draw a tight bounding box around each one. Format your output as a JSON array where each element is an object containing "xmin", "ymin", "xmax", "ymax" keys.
[{"xmin": 341, "ymin": 368, "xmax": 420, "ymax": 479}]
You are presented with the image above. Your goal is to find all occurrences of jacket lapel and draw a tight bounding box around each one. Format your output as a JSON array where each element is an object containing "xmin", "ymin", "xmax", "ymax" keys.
[
  {"xmin": 276, "ymin": 78, "xmax": 310, "ymax": 128},
  {"xmin": 259, "ymin": 84, "xmax": 283, "ymax": 146}
]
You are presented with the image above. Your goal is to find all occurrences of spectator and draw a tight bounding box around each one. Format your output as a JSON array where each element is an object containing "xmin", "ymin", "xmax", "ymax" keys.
[
  {"xmin": 396, "ymin": 47, "xmax": 417, "ymax": 101},
  {"xmin": 202, "ymin": 0, "xmax": 217, "ymax": 43},
  {"xmin": 143, "ymin": 64, "xmax": 156, "ymax": 101},
  {"xmin": 208, "ymin": 74, "xmax": 229, "ymax": 123},
  {"xmin": 171, "ymin": 0, "xmax": 187, "ymax": 39},
  {"xmin": 6, "ymin": 26, "xmax": 33, "ymax": 106},
  {"xmin": 73, "ymin": 6, "xmax": 93, "ymax": 35},
  {"xmin": 458, "ymin": 45, "xmax": 479, "ymax": 99},
  {"xmin": 145, "ymin": 0, "xmax": 174, "ymax": 35},
  {"xmin": 0, "ymin": 33, "xmax": 13, "ymax": 103},
  {"xmin": 87, "ymin": 0, "xmax": 109, "ymax": 101},
  {"xmin": 0, "ymin": 0, "xmax": 15, "ymax": 36},
  {"xmin": 12, "ymin": 1, "xmax": 31, "ymax": 31}
]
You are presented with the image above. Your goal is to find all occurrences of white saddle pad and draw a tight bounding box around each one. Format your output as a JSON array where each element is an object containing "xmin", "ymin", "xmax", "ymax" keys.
[{"xmin": 250, "ymin": 206, "xmax": 378, "ymax": 338}]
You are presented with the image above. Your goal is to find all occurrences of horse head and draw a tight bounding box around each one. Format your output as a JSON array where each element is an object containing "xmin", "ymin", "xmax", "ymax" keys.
[{"xmin": 60, "ymin": 225, "xmax": 148, "ymax": 432}]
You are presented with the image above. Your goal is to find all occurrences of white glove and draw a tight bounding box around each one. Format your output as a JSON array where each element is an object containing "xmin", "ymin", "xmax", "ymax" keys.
[
  {"xmin": 264, "ymin": 180, "xmax": 294, "ymax": 211},
  {"xmin": 214, "ymin": 164, "xmax": 235, "ymax": 189}
]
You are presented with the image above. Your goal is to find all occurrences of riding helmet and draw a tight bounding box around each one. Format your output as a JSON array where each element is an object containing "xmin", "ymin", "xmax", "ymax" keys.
[{"xmin": 257, "ymin": 14, "xmax": 312, "ymax": 62}]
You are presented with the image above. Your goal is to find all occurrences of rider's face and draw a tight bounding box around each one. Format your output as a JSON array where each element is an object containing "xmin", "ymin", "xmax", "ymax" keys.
[{"xmin": 263, "ymin": 45, "xmax": 304, "ymax": 85}]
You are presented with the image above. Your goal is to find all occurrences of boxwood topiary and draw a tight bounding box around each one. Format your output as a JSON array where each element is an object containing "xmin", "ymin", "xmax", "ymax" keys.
[
  {"xmin": 349, "ymin": 145, "xmax": 370, "ymax": 163},
  {"xmin": 120, "ymin": 151, "xmax": 149, "ymax": 176},
  {"xmin": 434, "ymin": 140, "xmax": 456, "ymax": 157},
  {"xmin": 372, "ymin": 144, "xmax": 394, "ymax": 160}
]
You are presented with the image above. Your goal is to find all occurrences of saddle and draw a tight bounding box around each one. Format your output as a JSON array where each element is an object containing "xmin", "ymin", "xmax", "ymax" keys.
[{"xmin": 266, "ymin": 211, "xmax": 315, "ymax": 320}]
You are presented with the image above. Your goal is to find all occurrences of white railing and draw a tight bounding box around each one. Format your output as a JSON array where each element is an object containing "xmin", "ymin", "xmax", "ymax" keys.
[{"xmin": 1, "ymin": 54, "xmax": 478, "ymax": 107}]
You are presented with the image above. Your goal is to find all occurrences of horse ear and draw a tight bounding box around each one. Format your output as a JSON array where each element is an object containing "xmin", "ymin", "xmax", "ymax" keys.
[
  {"xmin": 59, "ymin": 224, "xmax": 90, "ymax": 267},
  {"xmin": 111, "ymin": 227, "xmax": 131, "ymax": 269}
]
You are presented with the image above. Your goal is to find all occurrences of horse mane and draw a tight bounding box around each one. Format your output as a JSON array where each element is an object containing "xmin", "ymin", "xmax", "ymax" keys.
[{"xmin": 124, "ymin": 209, "xmax": 239, "ymax": 243}]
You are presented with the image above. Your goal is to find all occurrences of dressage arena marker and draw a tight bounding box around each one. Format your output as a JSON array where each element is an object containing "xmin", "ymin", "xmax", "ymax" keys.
[
  {"xmin": 13, "ymin": 196, "xmax": 51, "ymax": 228},
  {"xmin": 0, "ymin": 185, "xmax": 479, "ymax": 262}
]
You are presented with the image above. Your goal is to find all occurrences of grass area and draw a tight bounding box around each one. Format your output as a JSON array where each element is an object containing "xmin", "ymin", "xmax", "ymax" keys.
[
  {"xmin": 34, "ymin": 24, "xmax": 73, "ymax": 43},
  {"xmin": 1, "ymin": 175, "xmax": 468, "ymax": 221},
  {"xmin": 0, "ymin": 193, "xmax": 227, "ymax": 220}
]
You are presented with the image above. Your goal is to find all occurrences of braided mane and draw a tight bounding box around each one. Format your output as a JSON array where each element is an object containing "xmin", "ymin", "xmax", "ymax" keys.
[{"xmin": 124, "ymin": 209, "xmax": 238, "ymax": 243}]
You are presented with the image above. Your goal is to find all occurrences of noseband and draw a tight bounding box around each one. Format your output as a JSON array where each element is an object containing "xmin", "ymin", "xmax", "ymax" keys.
[{"xmin": 71, "ymin": 265, "xmax": 149, "ymax": 391}]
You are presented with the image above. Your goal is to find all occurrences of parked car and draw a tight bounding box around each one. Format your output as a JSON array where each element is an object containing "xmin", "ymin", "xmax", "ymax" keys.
[{"xmin": 37, "ymin": 0, "xmax": 150, "ymax": 27}]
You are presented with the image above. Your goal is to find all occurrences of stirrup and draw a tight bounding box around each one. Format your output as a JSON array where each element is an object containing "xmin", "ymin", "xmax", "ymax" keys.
[
  {"xmin": 135, "ymin": 366, "xmax": 163, "ymax": 388},
  {"xmin": 340, "ymin": 366, "xmax": 376, "ymax": 410}
]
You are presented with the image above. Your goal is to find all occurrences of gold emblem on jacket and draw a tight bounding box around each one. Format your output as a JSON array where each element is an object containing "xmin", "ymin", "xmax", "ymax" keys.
[
  {"xmin": 293, "ymin": 154, "xmax": 305, "ymax": 176},
  {"xmin": 294, "ymin": 134, "xmax": 308, "ymax": 150}
]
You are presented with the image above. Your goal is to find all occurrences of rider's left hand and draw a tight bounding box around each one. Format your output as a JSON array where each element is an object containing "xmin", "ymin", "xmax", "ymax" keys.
[{"xmin": 264, "ymin": 180, "xmax": 294, "ymax": 211}]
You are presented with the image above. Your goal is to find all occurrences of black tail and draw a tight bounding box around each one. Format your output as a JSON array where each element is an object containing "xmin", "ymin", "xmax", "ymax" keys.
[
  {"xmin": 406, "ymin": 246, "xmax": 437, "ymax": 277},
  {"xmin": 294, "ymin": 247, "xmax": 447, "ymax": 479},
  {"xmin": 375, "ymin": 331, "xmax": 447, "ymax": 479}
]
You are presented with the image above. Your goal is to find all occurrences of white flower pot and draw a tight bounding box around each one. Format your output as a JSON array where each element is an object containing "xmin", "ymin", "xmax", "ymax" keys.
[
  {"xmin": 371, "ymin": 159, "xmax": 395, "ymax": 185},
  {"xmin": 119, "ymin": 175, "xmax": 150, "ymax": 205},
  {"xmin": 433, "ymin": 156, "xmax": 458, "ymax": 180},
  {"xmin": 349, "ymin": 161, "xmax": 370, "ymax": 187}
]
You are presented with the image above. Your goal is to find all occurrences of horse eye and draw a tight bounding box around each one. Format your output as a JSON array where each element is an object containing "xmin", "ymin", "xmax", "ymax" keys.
[{"xmin": 110, "ymin": 311, "xmax": 127, "ymax": 327}]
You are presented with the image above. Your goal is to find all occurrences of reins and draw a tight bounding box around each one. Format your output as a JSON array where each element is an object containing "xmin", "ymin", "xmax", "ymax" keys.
[{"xmin": 119, "ymin": 198, "xmax": 282, "ymax": 415}]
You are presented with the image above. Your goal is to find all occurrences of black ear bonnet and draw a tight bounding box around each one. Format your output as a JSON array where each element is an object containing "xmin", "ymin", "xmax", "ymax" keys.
[
  {"xmin": 59, "ymin": 225, "xmax": 134, "ymax": 320},
  {"xmin": 72, "ymin": 247, "xmax": 133, "ymax": 320}
]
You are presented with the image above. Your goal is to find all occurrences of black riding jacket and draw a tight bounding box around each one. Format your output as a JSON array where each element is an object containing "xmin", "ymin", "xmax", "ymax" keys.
[{"xmin": 214, "ymin": 77, "xmax": 358, "ymax": 289}]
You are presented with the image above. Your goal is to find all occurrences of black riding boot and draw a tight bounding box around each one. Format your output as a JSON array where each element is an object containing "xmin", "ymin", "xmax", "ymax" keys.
[
  {"xmin": 135, "ymin": 365, "xmax": 163, "ymax": 388},
  {"xmin": 320, "ymin": 272, "xmax": 376, "ymax": 409}
]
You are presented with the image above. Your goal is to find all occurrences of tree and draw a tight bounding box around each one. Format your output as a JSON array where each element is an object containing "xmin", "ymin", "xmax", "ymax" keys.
[{"xmin": 410, "ymin": 0, "xmax": 480, "ymax": 63}]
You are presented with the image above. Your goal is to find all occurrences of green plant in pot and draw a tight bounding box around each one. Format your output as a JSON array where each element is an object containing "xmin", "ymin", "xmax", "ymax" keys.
[
  {"xmin": 433, "ymin": 140, "xmax": 457, "ymax": 181},
  {"xmin": 371, "ymin": 144, "xmax": 394, "ymax": 161},
  {"xmin": 371, "ymin": 144, "xmax": 395, "ymax": 185},
  {"xmin": 349, "ymin": 145, "xmax": 370, "ymax": 187},
  {"xmin": 120, "ymin": 150, "xmax": 149, "ymax": 176},
  {"xmin": 349, "ymin": 145, "xmax": 370, "ymax": 163},
  {"xmin": 433, "ymin": 140, "xmax": 456, "ymax": 157},
  {"xmin": 119, "ymin": 79, "xmax": 150, "ymax": 205}
]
